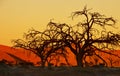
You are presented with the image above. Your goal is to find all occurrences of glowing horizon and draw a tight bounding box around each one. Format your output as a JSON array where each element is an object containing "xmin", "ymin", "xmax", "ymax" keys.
[{"xmin": 0, "ymin": 0, "xmax": 120, "ymax": 46}]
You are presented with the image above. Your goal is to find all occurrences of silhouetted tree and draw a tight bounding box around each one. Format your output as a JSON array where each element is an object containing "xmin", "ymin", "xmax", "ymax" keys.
[
  {"xmin": 13, "ymin": 6, "xmax": 120, "ymax": 67},
  {"xmin": 70, "ymin": 7, "xmax": 120, "ymax": 67},
  {"xmin": 12, "ymin": 26, "xmax": 69, "ymax": 67}
]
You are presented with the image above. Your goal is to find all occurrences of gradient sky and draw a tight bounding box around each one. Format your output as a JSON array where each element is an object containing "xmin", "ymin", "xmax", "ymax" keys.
[{"xmin": 0, "ymin": 0, "xmax": 120, "ymax": 46}]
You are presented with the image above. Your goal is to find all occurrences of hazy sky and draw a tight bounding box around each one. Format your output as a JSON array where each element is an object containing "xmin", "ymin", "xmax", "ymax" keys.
[{"xmin": 0, "ymin": 0, "xmax": 120, "ymax": 46}]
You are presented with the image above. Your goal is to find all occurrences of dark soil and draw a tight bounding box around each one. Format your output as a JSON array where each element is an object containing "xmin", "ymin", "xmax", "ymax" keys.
[{"xmin": 0, "ymin": 65, "xmax": 120, "ymax": 76}]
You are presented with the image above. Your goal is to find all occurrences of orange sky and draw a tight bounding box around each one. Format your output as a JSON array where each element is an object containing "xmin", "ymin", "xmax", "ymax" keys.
[{"xmin": 0, "ymin": 0, "xmax": 120, "ymax": 46}]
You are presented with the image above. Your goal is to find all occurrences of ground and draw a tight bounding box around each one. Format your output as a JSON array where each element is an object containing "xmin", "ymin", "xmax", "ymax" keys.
[{"xmin": 0, "ymin": 64, "xmax": 120, "ymax": 76}]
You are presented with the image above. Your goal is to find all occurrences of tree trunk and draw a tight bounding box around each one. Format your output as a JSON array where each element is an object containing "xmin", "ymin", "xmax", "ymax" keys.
[
  {"xmin": 76, "ymin": 53, "xmax": 84, "ymax": 67},
  {"xmin": 41, "ymin": 59, "xmax": 46, "ymax": 67}
]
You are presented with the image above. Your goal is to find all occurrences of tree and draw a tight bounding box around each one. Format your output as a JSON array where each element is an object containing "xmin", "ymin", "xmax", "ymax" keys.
[
  {"xmin": 66, "ymin": 6, "xmax": 120, "ymax": 67},
  {"xmin": 12, "ymin": 6, "xmax": 120, "ymax": 67},
  {"xmin": 12, "ymin": 25, "xmax": 69, "ymax": 67}
]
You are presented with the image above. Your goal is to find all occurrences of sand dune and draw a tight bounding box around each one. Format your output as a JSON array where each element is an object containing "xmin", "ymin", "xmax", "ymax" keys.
[
  {"xmin": 0, "ymin": 44, "xmax": 40, "ymax": 64},
  {"xmin": 0, "ymin": 44, "xmax": 120, "ymax": 67}
]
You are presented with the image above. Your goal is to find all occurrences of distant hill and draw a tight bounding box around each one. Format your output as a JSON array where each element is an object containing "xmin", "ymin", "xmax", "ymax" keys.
[
  {"xmin": 0, "ymin": 44, "xmax": 76, "ymax": 66},
  {"xmin": 0, "ymin": 44, "xmax": 120, "ymax": 67},
  {"xmin": 0, "ymin": 44, "xmax": 40, "ymax": 64}
]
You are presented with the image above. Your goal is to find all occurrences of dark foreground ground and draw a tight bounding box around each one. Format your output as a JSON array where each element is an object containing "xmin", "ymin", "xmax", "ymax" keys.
[{"xmin": 0, "ymin": 65, "xmax": 120, "ymax": 76}]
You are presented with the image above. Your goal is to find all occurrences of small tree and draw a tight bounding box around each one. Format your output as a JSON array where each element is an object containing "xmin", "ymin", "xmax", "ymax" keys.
[
  {"xmin": 13, "ymin": 6, "xmax": 120, "ymax": 67},
  {"xmin": 12, "ymin": 26, "xmax": 69, "ymax": 67}
]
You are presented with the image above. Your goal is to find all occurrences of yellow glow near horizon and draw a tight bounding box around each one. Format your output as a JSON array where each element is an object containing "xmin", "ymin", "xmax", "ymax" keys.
[{"xmin": 0, "ymin": 0, "xmax": 120, "ymax": 46}]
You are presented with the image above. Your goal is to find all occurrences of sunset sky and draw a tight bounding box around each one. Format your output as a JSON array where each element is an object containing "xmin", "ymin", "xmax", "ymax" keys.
[{"xmin": 0, "ymin": 0, "xmax": 120, "ymax": 46}]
